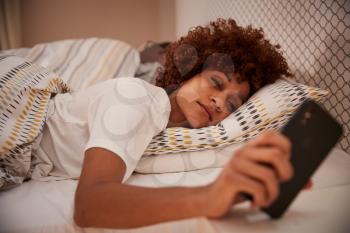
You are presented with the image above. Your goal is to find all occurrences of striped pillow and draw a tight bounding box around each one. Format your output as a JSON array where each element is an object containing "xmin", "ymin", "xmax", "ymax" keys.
[{"xmin": 0, "ymin": 38, "xmax": 141, "ymax": 92}]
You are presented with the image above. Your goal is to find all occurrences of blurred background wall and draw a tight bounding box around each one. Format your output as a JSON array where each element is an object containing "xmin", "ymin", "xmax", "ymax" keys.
[{"xmin": 0, "ymin": 0, "xmax": 176, "ymax": 49}]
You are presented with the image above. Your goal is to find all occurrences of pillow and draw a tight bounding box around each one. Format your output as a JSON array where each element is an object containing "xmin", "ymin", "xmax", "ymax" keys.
[
  {"xmin": 0, "ymin": 38, "xmax": 141, "ymax": 92},
  {"xmin": 144, "ymin": 78, "xmax": 328, "ymax": 156},
  {"xmin": 136, "ymin": 142, "xmax": 243, "ymax": 174}
]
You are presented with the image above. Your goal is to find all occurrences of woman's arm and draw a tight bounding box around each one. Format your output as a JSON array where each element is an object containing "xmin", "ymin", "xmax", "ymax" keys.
[
  {"xmin": 74, "ymin": 131, "xmax": 294, "ymax": 229},
  {"xmin": 74, "ymin": 147, "xmax": 209, "ymax": 228}
]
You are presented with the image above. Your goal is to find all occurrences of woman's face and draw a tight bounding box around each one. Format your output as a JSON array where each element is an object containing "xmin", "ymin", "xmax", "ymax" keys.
[{"xmin": 169, "ymin": 70, "xmax": 250, "ymax": 128}]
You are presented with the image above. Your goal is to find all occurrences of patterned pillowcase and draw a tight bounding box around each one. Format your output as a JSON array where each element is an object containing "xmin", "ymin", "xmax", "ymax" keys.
[{"xmin": 144, "ymin": 78, "xmax": 328, "ymax": 155}]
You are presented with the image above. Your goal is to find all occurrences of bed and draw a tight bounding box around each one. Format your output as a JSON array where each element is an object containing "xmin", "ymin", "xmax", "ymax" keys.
[{"xmin": 1, "ymin": 148, "xmax": 349, "ymax": 233}]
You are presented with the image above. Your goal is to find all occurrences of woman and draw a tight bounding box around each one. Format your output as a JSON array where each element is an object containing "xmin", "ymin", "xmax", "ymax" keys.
[{"xmin": 29, "ymin": 19, "xmax": 310, "ymax": 228}]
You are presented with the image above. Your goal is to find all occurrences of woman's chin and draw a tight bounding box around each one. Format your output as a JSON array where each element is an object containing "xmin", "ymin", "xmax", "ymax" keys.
[
  {"xmin": 183, "ymin": 109, "xmax": 210, "ymax": 129},
  {"xmin": 188, "ymin": 118, "xmax": 208, "ymax": 129}
]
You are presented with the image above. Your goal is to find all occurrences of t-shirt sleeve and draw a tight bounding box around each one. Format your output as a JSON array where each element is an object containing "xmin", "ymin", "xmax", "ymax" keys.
[{"xmin": 84, "ymin": 79, "xmax": 170, "ymax": 183}]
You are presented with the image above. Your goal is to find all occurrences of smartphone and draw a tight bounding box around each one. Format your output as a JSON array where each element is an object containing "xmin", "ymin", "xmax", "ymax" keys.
[{"xmin": 260, "ymin": 99, "xmax": 343, "ymax": 219}]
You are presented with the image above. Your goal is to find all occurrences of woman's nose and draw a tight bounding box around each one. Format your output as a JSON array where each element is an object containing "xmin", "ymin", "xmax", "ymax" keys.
[{"xmin": 210, "ymin": 96, "xmax": 224, "ymax": 113}]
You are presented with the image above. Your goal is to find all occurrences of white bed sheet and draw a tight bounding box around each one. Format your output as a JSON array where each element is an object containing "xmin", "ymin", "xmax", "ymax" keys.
[
  {"xmin": 0, "ymin": 167, "xmax": 221, "ymax": 233},
  {"xmin": 1, "ymin": 148, "xmax": 350, "ymax": 233}
]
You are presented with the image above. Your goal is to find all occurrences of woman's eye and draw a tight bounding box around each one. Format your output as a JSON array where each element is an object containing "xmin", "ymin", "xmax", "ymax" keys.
[
  {"xmin": 227, "ymin": 96, "xmax": 241, "ymax": 113},
  {"xmin": 228, "ymin": 102, "xmax": 237, "ymax": 113},
  {"xmin": 210, "ymin": 77, "xmax": 222, "ymax": 89}
]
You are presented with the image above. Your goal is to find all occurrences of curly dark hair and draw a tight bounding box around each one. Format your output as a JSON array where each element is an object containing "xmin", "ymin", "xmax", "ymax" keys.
[{"xmin": 155, "ymin": 18, "xmax": 292, "ymax": 95}]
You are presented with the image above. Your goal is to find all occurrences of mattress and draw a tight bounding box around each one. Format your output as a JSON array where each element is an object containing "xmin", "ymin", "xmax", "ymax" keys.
[{"xmin": 1, "ymin": 148, "xmax": 350, "ymax": 233}]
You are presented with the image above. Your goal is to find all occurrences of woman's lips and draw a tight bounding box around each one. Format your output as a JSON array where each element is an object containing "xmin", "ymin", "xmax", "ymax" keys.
[{"xmin": 197, "ymin": 101, "xmax": 212, "ymax": 121}]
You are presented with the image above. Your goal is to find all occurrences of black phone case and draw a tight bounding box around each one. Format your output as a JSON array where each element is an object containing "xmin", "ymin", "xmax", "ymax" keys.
[{"xmin": 261, "ymin": 99, "xmax": 343, "ymax": 219}]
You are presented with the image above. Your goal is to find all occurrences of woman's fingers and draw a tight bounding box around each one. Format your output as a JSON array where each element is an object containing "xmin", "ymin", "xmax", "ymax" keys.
[
  {"xmin": 227, "ymin": 171, "xmax": 269, "ymax": 208},
  {"xmin": 231, "ymin": 158, "xmax": 280, "ymax": 206},
  {"xmin": 234, "ymin": 147, "xmax": 294, "ymax": 182},
  {"xmin": 210, "ymin": 130, "xmax": 295, "ymax": 213},
  {"xmin": 247, "ymin": 130, "xmax": 292, "ymax": 156}
]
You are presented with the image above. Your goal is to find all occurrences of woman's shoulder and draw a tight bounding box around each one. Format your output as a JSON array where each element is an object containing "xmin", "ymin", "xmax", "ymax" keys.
[
  {"xmin": 82, "ymin": 78, "xmax": 170, "ymax": 113},
  {"xmin": 108, "ymin": 77, "xmax": 170, "ymax": 108},
  {"xmin": 110, "ymin": 77, "xmax": 162, "ymax": 92},
  {"xmin": 88, "ymin": 78, "xmax": 171, "ymax": 133},
  {"xmin": 91, "ymin": 77, "xmax": 163, "ymax": 94}
]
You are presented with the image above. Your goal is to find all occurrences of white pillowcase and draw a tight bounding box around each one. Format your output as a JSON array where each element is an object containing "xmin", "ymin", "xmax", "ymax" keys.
[{"xmin": 136, "ymin": 143, "xmax": 242, "ymax": 173}]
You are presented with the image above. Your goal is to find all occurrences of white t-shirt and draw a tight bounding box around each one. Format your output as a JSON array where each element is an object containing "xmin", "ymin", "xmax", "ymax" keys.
[{"xmin": 31, "ymin": 78, "xmax": 170, "ymax": 183}]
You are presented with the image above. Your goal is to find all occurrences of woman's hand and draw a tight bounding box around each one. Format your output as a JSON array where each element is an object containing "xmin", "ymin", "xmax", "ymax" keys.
[{"xmin": 204, "ymin": 130, "xmax": 294, "ymax": 219}]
